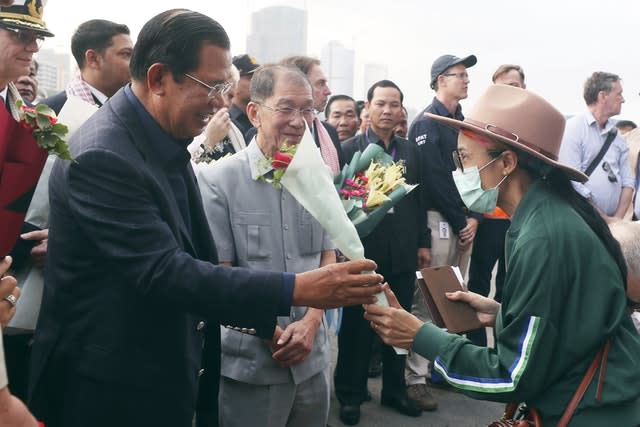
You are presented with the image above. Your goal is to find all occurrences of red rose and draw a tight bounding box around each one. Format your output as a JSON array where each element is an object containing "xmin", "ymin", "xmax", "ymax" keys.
[
  {"xmin": 271, "ymin": 151, "xmax": 293, "ymax": 169},
  {"xmin": 47, "ymin": 115, "xmax": 58, "ymax": 125},
  {"xmin": 20, "ymin": 120, "xmax": 36, "ymax": 130}
]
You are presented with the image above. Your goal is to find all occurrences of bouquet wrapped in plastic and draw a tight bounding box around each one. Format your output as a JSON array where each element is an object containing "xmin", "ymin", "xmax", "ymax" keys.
[
  {"xmin": 335, "ymin": 144, "xmax": 417, "ymax": 238},
  {"xmin": 267, "ymin": 126, "xmax": 415, "ymax": 353}
]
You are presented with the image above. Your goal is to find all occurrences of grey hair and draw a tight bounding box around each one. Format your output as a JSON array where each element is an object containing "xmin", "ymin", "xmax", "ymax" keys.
[
  {"xmin": 249, "ymin": 64, "xmax": 311, "ymax": 104},
  {"xmin": 583, "ymin": 71, "xmax": 620, "ymax": 105},
  {"xmin": 609, "ymin": 220, "xmax": 640, "ymax": 279}
]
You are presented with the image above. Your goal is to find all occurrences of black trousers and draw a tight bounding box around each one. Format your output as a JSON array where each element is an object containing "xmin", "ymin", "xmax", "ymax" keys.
[
  {"xmin": 466, "ymin": 218, "xmax": 509, "ymax": 346},
  {"xmin": 334, "ymin": 271, "xmax": 414, "ymax": 405}
]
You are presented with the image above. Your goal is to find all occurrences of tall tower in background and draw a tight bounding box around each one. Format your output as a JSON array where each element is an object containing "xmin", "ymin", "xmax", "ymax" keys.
[
  {"xmin": 363, "ymin": 62, "xmax": 389, "ymax": 95},
  {"xmin": 246, "ymin": 6, "xmax": 307, "ymax": 63},
  {"xmin": 321, "ymin": 41, "xmax": 354, "ymax": 98},
  {"xmin": 36, "ymin": 48, "xmax": 72, "ymax": 98}
]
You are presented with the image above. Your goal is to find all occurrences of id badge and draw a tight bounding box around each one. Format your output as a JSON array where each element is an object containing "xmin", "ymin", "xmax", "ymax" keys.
[{"xmin": 439, "ymin": 221, "xmax": 450, "ymax": 239}]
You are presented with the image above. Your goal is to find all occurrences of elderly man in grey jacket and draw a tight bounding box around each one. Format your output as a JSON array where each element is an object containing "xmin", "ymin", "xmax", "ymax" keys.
[{"xmin": 197, "ymin": 64, "xmax": 333, "ymax": 427}]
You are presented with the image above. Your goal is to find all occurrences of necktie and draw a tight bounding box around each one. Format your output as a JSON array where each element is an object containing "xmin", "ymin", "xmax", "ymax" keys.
[{"xmin": 314, "ymin": 117, "xmax": 340, "ymax": 176}]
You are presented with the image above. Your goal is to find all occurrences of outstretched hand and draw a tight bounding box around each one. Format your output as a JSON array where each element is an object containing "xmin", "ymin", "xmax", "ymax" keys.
[
  {"xmin": 293, "ymin": 259, "xmax": 383, "ymax": 309},
  {"xmin": 364, "ymin": 284, "xmax": 423, "ymax": 350}
]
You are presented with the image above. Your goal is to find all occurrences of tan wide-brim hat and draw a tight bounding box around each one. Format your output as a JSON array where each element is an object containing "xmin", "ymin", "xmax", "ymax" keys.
[{"xmin": 426, "ymin": 84, "xmax": 587, "ymax": 182}]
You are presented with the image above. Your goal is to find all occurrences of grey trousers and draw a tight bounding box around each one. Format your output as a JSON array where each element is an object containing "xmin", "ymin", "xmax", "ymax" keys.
[
  {"xmin": 219, "ymin": 368, "xmax": 330, "ymax": 427},
  {"xmin": 405, "ymin": 211, "xmax": 471, "ymax": 385}
]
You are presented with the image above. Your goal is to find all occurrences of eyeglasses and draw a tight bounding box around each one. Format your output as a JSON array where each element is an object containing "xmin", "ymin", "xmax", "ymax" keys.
[
  {"xmin": 183, "ymin": 73, "xmax": 232, "ymax": 98},
  {"xmin": 1, "ymin": 26, "xmax": 44, "ymax": 49},
  {"xmin": 452, "ymin": 149, "xmax": 503, "ymax": 173},
  {"xmin": 602, "ymin": 161, "xmax": 618, "ymax": 183},
  {"xmin": 258, "ymin": 103, "xmax": 316, "ymax": 121},
  {"xmin": 443, "ymin": 72, "xmax": 469, "ymax": 80}
]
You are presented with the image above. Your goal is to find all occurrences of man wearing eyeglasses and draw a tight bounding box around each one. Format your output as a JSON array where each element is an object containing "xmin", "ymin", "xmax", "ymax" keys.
[
  {"xmin": 404, "ymin": 53, "xmax": 478, "ymax": 411},
  {"xmin": 0, "ymin": 0, "xmax": 53, "ymax": 412},
  {"xmin": 559, "ymin": 72, "xmax": 634, "ymax": 223},
  {"xmin": 280, "ymin": 56, "xmax": 345, "ymax": 176},
  {"xmin": 197, "ymin": 64, "xmax": 334, "ymax": 427},
  {"xmin": 28, "ymin": 10, "xmax": 382, "ymax": 427},
  {"xmin": 0, "ymin": 0, "xmax": 51, "ymax": 117}
]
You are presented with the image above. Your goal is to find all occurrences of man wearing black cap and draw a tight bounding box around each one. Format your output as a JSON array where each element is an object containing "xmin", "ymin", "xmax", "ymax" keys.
[
  {"xmin": 404, "ymin": 53, "xmax": 479, "ymax": 411},
  {"xmin": 0, "ymin": 0, "xmax": 54, "ymax": 406},
  {"xmin": 230, "ymin": 53, "xmax": 259, "ymax": 140},
  {"xmin": 0, "ymin": 0, "xmax": 52, "ymax": 117}
]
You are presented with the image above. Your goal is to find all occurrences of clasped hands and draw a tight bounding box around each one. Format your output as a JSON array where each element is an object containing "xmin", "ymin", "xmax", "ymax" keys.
[
  {"xmin": 266, "ymin": 310, "xmax": 322, "ymax": 367},
  {"xmin": 364, "ymin": 283, "xmax": 500, "ymax": 350}
]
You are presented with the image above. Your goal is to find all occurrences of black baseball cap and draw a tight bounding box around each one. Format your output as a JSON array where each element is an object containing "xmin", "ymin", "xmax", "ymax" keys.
[
  {"xmin": 232, "ymin": 54, "xmax": 260, "ymax": 76},
  {"xmin": 430, "ymin": 54, "xmax": 477, "ymax": 89}
]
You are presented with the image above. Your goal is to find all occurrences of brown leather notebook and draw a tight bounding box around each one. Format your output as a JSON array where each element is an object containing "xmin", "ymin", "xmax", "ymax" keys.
[{"xmin": 416, "ymin": 266, "xmax": 483, "ymax": 334}]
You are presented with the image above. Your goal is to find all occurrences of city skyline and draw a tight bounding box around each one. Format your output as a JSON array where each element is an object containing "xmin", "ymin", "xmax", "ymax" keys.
[{"xmin": 39, "ymin": 0, "xmax": 640, "ymax": 122}]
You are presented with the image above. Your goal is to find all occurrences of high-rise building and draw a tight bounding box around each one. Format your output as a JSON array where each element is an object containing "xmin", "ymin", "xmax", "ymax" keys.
[
  {"xmin": 321, "ymin": 41, "xmax": 354, "ymax": 98},
  {"xmin": 363, "ymin": 62, "xmax": 389, "ymax": 93},
  {"xmin": 36, "ymin": 48, "xmax": 72, "ymax": 98},
  {"xmin": 246, "ymin": 6, "xmax": 307, "ymax": 63}
]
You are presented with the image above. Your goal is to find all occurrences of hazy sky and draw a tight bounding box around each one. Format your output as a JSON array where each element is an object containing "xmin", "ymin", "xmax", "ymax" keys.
[{"xmin": 42, "ymin": 0, "xmax": 640, "ymax": 121}]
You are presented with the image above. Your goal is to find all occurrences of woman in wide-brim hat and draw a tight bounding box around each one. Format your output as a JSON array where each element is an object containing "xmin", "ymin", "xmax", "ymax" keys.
[{"xmin": 364, "ymin": 84, "xmax": 640, "ymax": 426}]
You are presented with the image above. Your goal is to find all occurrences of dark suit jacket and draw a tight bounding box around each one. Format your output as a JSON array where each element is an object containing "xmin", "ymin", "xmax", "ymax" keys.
[
  {"xmin": 244, "ymin": 120, "xmax": 346, "ymax": 168},
  {"xmin": 341, "ymin": 131, "xmax": 428, "ymax": 274},
  {"xmin": 29, "ymin": 88, "xmax": 286, "ymax": 427}
]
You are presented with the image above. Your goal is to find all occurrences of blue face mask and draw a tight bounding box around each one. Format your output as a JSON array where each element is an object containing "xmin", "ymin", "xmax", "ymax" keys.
[{"xmin": 452, "ymin": 156, "xmax": 508, "ymax": 214}]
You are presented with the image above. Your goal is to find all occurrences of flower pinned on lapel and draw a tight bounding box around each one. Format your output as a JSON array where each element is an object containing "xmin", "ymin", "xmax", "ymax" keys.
[
  {"xmin": 16, "ymin": 99, "xmax": 74, "ymax": 162},
  {"xmin": 258, "ymin": 142, "xmax": 298, "ymax": 188}
]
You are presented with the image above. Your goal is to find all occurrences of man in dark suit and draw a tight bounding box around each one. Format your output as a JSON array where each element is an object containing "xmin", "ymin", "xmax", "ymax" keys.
[
  {"xmin": 334, "ymin": 80, "xmax": 431, "ymax": 425},
  {"xmin": 44, "ymin": 19, "xmax": 132, "ymax": 114},
  {"xmin": 28, "ymin": 10, "xmax": 382, "ymax": 427}
]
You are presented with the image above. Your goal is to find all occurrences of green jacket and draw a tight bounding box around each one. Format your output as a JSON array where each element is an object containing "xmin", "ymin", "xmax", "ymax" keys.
[{"xmin": 413, "ymin": 180, "xmax": 640, "ymax": 426}]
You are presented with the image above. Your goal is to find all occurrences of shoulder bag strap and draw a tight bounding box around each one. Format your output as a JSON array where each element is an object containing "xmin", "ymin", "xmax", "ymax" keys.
[
  {"xmin": 584, "ymin": 131, "xmax": 617, "ymax": 177},
  {"xmin": 557, "ymin": 338, "xmax": 613, "ymax": 427}
]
